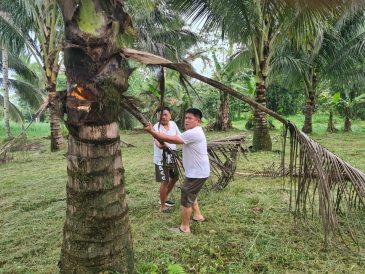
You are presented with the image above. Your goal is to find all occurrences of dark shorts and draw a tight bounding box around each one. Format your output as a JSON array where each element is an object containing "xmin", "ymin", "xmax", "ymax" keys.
[
  {"xmin": 181, "ymin": 177, "xmax": 208, "ymax": 208},
  {"xmin": 155, "ymin": 164, "xmax": 179, "ymax": 183}
]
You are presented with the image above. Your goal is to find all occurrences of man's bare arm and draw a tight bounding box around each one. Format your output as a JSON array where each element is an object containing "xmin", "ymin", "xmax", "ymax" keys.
[{"xmin": 145, "ymin": 123, "xmax": 184, "ymax": 144}]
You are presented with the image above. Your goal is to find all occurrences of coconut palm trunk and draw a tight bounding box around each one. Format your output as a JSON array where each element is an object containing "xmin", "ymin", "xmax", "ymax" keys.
[
  {"xmin": 215, "ymin": 91, "xmax": 231, "ymax": 130},
  {"xmin": 302, "ymin": 89, "xmax": 315, "ymax": 133},
  {"xmin": 302, "ymin": 69, "xmax": 317, "ymax": 133},
  {"xmin": 326, "ymin": 110, "xmax": 337, "ymax": 132},
  {"xmin": 343, "ymin": 106, "xmax": 352, "ymax": 132},
  {"xmin": 252, "ymin": 45, "xmax": 272, "ymax": 151},
  {"xmin": 48, "ymin": 82, "xmax": 64, "ymax": 151},
  {"xmin": 2, "ymin": 46, "xmax": 13, "ymax": 140},
  {"xmin": 58, "ymin": 0, "xmax": 134, "ymax": 272}
]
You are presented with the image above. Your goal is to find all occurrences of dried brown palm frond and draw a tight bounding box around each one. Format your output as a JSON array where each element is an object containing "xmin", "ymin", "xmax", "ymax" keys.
[
  {"xmin": 121, "ymin": 48, "xmax": 365, "ymax": 246},
  {"xmin": 285, "ymin": 122, "xmax": 365, "ymax": 246},
  {"xmin": 206, "ymin": 135, "xmax": 247, "ymax": 190}
]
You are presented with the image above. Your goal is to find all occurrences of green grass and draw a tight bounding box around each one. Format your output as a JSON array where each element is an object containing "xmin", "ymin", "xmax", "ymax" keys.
[
  {"xmin": 231, "ymin": 113, "xmax": 365, "ymax": 133},
  {"xmin": 0, "ymin": 121, "xmax": 50, "ymax": 140},
  {"xmin": 1, "ymin": 120, "xmax": 365, "ymax": 273}
]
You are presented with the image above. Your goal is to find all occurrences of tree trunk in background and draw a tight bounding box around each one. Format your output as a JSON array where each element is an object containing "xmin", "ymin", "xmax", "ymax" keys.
[
  {"xmin": 215, "ymin": 91, "xmax": 231, "ymax": 130},
  {"xmin": 302, "ymin": 74, "xmax": 317, "ymax": 134},
  {"xmin": 58, "ymin": 0, "xmax": 134, "ymax": 272},
  {"xmin": 344, "ymin": 106, "xmax": 352, "ymax": 132},
  {"xmin": 326, "ymin": 111, "xmax": 337, "ymax": 133},
  {"xmin": 302, "ymin": 90, "xmax": 315, "ymax": 133},
  {"xmin": 253, "ymin": 80, "xmax": 272, "ymax": 150},
  {"xmin": 253, "ymin": 41, "xmax": 272, "ymax": 151},
  {"xmin": 49, "ymin": 81, "xmax": 64, "ymax": 151},
  {"xmin": 2, "ymin": 47, "xmax": 13, "ymax": 140}
]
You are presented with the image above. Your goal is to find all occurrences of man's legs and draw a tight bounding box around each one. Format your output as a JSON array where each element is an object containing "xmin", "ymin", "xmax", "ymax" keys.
[
  {"xmin": 192, "ymin": 199, "xmax": 204, "ymax": 221},
  {"xmin": 166, "ymin": 176, "xmax": 178, "ymax": 198},
  {"xmin": 179, "ymin": 178, "xmax": 207, "ymax": 233},
  {"xmin": 180, "ymin": 206, "xmax": 193, "ymax": 233},
  {"xmin": 180, "ymin": 198, "xmax": 204, "ymax": 232},
  {"xmin": 160, "ymin": 181, "xmax": 169, "ymax": 211}
]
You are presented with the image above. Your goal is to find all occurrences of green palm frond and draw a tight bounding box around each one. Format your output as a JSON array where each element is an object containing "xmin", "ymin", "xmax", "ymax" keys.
[
  {"xmin": 225, "ymin": 47, "xmax": 252, "ymax": 74},
  {"xmin": 0, "ymin": 50, "xmax": 39, "ymax": 86},
  {"xmin": 131, "ymin": 1, "xmax": 198, "ymax": 61},
  {"xmin": 0, "ymin": 94, "xmax": 24, "ymax": 122},
  {"xmin": 0, "ymin": 78, "xmax": 45, "ymax": 109},
  {"xmin": 0, "ymin": 2, "xmax": 40, "ymax": 59}
]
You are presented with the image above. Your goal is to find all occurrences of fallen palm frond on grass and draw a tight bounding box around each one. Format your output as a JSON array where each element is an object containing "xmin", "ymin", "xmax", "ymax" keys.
[
  {"xmin": 286, "ymin": 122, "xmax": 365, "ymax": 246},
  {"xmin": 121, "ymin": 48, "xmax": 365, "ymax": 246},
  {"xmin": 206, "ymin": 135, "xmax": 246, "ymax": 190}
]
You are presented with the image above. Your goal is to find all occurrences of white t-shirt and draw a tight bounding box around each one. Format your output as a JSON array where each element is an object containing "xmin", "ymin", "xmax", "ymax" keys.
[
  {"xmin": 180, "ymin": 126, "xmax": 210, "ymax": 178},
  {"xmin": 153, "ymin": 121, "xmax": 181, "ymax": 165}
]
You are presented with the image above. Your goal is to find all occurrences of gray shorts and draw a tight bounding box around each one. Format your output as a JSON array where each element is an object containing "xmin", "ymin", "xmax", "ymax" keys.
[
  {"xmin": 155, "ymin": 164, "xmax": 179, "ymax": 183},
  {"xmin": 181, "ymin": 177, "xmax": 208, "ymax": 207}
]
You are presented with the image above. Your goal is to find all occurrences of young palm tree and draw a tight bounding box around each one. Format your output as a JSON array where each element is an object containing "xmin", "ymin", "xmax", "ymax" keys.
[
  {"xmin": 0, "ymin": 0, "xmax": 64, "ymax": 151},
  {"xmin": 57, "ymin": 0, "xmax": 134, "ymax": 272}
]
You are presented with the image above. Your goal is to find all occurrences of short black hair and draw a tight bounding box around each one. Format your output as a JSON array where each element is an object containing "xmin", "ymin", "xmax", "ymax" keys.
[
  {"xmin": 185, "ymin": 108, "xmax": 203, "ymax": 119},
  {"xmin": 156, "ymin": 106, "xmax": 171, "ymax": 113}
]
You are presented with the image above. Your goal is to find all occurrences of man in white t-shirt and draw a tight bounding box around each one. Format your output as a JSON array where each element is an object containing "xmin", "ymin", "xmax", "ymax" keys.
[
  {"xmin": 153, "ymin": 107, "xmax": 181, "ymax": 213},
  {"xmin": 145, "ymin": 108, "xmax": 210, "ymax": 233}
]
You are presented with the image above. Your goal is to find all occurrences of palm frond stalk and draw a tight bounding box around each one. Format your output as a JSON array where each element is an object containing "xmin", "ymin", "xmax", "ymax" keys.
[{"xmin": 122, "ymin": 48, "xmax": 365, "ymax": 246}]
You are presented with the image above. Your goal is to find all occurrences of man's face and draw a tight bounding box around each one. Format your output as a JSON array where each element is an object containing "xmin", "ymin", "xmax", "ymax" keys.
[
  {"xmin": 160, "ymin": 110, "xmax": 171, "ymax": 125},
  {"xmin": 184, "ymin": 113, "xmax": 200, "ymax": 130}
]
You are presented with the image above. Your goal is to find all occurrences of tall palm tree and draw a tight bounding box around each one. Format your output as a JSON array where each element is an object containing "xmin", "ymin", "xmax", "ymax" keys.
[
  {"xmin": 0, "ymin": 0, "xmax": 64, "ymax": 151},
  {"xmin": 57, "ymin": 0, "xmax": 134, "ymax": 272},
  {"xmin": 170, "ymin": 0, "xmax": 341, "ymax": 150}
]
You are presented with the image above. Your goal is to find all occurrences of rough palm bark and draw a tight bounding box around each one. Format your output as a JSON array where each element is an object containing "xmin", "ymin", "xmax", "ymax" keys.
[
  {"xmin": 215, "ymin": 91, "xmax": 231, "ymax": 130},
  {"xmin": 302, "ymin": 89, "xmax": 315, "ymax": 133},
  {"xmin": 49, "ymin": 85, "xmax": 64, "ymax": 151},
  {"xmin": 343, "ymin": 106, "xmax": 352, "ymax": 132},
  {"xmin": 302, "ymin": 73, "xmax": 317, "ymax": 134},
  {"xmin": 2, "ymin": 46, "xmax": 13, "ymax": 140},
  {"xmin": 326, "ymin": 110, "xmax": 337, "ymax": 132},
  {"xmin": 253, "ymin": 43, "xmax": 272, "ymax": 151},
  {"xmin": 58, "ymin": 0, "xmax": 134, "ymax": 272}
]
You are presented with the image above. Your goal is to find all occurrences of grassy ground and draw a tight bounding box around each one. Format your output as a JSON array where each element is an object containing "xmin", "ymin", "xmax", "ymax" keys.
[
  {"xmin": 0, "ymin": 121, "xmax": 50, "ymax": 140},
  {"xmin": 1, "ymin": 117, "xmax": 365, "ymax": 273}
]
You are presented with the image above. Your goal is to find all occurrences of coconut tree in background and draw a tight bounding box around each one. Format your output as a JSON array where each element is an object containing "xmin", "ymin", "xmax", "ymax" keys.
[{"xmin": 0, "ymin": 0, "xmax": 64, "ymax": 150}]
